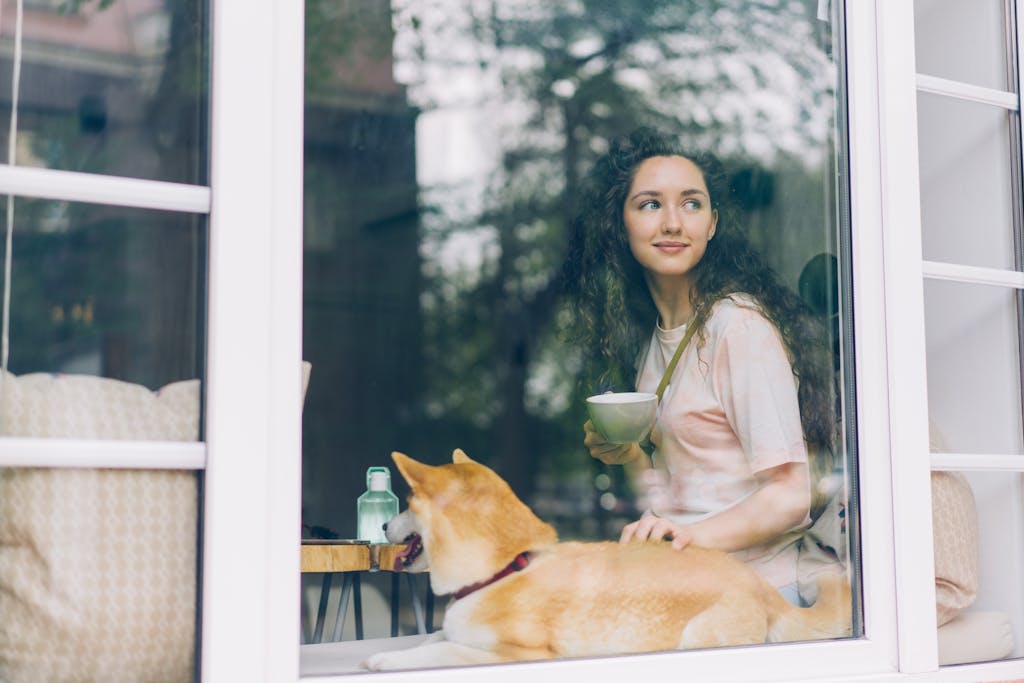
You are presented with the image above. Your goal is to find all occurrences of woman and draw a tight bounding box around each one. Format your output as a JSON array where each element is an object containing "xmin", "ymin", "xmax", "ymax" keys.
[{"xmin": 563, "ymin": 128, "xmax": 840, "ymax": 605}]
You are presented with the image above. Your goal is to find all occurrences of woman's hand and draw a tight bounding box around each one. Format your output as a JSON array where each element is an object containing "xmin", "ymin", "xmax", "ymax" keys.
[
  {"xmin": 583, "ymin": 420, "xmax": 642, "ymax": 465},
  {"xmin": 619, "ymin": 512, "xmax": 694, "ymax": 550},
  {"xmin": 629, "ymin": 462, "xmax": 810, "ymax": 554}
]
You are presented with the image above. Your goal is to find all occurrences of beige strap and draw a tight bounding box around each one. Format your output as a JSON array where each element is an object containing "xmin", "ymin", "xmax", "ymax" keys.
[{"xmin": 653, "ymin": 321, "xmax": 698, "ymax": 401}]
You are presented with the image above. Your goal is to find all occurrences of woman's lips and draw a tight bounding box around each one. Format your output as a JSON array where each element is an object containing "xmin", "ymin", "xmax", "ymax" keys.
[{"xmin": 654, "ymin": 241, "xmax": 687, "ymax": 253}]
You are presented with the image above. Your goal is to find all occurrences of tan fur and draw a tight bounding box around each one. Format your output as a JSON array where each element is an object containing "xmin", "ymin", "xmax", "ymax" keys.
[{"xmin": 363, "ymin": 450, "xmax": 852, "ymax": 671}]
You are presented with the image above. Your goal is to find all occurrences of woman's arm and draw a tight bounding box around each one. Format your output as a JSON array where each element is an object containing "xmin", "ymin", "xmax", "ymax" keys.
[{"xmin": 620, "ymin": 460, "xmax": 810, "ymax": 551}]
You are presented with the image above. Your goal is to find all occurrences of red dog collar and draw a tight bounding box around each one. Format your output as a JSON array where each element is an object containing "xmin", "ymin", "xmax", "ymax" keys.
[{"xmin": 452, "ymin": 551, "xmax": 533, "ymax": 600}]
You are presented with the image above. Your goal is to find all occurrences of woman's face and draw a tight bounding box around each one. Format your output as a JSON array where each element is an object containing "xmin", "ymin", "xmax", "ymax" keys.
[{"xmin": 622, "ymin": 155, "xmax": 718, "ymax": 283}]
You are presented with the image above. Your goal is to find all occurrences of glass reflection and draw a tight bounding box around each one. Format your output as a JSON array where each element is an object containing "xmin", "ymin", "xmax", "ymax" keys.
[
  {"xmin": 0, "ymin": 0, "xmax": 208, "ymax": 184},
  {"xmin": 1, "ymin": 197, "xmax": 205, "ymax": 392},
  {"xmin": 914, "ymin": 0, "xmax": 1011, "ymax": 92},
  {"xmin": 925, "ymin": 279, "xmax": 1024, "ymax": 456},
  {"xmin": 918, "ymin": 93, "xmax": 1018, "ymax": 270},
  {"xmin": 302, "ymin": 0, "xmax": 855, "ymax": 654}
]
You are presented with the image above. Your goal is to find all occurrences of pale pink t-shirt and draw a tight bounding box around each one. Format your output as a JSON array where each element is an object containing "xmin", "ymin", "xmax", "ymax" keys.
[{"xmin": 634, "ymin": 295, "xmax": 811, "ymax": 589}]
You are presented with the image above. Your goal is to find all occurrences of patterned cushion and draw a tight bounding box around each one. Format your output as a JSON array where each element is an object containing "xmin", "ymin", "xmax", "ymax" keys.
[
  {"xmin": 0, "ymin": 363, "xmax": 311, "ymax": 683},
  {"xmin": 0, "ymin": 372, "xmax": 200, "ymax": 440},
  {"xmin": 0, "ymin": 371, "xmax": 199, "ymax": 683},
  {"xmin": 928, "ymin": 423, "xmax": 979, "ymax": 628},
  {"xmin": 932, "ymin": 471, "xmax": 979, "ymax": 627}
]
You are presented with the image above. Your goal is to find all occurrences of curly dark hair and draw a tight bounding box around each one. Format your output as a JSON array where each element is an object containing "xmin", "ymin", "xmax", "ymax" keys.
[{"xmin": 562, "ymin": 128, "xmax": 837, "ymax": 497}]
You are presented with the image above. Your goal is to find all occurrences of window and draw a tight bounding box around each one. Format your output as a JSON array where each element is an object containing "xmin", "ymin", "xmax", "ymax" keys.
[
  {"xmin": 8, "ymin": 0, "xmax": 1024, "ymax": 680},
  {"xmin": 300, "ymin": 0, "xmax": 867, "ymax": 678},
  {"xmin": 0, "ymin": 0, "xmax": 210, "ymax": 680},
  {"xmin": 916, "ymin": 0, "xmax": 1024, "ymax": 664}
]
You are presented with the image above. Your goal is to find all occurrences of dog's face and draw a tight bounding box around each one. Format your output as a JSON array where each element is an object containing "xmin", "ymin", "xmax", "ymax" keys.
[
  {"xmin": 388, "ymin": 448, "xmax": 558, "ymax": 596},
  {"xmin": 385, "ymin": 449, "xmax": 480, "ymax": 580}
]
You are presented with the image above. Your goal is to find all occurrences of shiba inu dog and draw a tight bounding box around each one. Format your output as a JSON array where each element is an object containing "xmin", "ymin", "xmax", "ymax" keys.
[{"xmin": 363, "ymin": 449, "xmax": 852, "ymax": 671}]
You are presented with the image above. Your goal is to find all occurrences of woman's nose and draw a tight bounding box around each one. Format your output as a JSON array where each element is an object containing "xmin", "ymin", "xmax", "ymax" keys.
[{"xmin": 662, "ymin": 205, "xmax": 683, "ymax": 231}]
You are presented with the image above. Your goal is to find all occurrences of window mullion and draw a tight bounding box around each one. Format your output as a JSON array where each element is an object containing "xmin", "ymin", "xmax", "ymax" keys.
[
  {"xmin": 915, "ymin": 74, "xmax": 1019, "ymax": 109},
  {"xmin": 922, "ymin": 261, "xmax": 1024, "ymax": 288},
  {"xmin": 0, "ymin": 165, "xmax": 211, "ymax": 214},
  {"xmin": 876, "ymin": 0, "xmax": 941, "ymax": 673},
  {"xmin": 931, "ymin": 453, "xmax": 1024, "ymax": 472},
  {"xmin": 0, "ymin": 438, "xmax": 205, "ymax": 469}
]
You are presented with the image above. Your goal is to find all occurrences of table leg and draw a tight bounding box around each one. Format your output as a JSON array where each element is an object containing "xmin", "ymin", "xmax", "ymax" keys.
[
  {"xmin": 332, "ymin": 573, "xmax": 353, "ymax": 642},
  {"xmin": 312, "ymin": 573, "xmax": 333, "ymax": 644},
  {"xmin": 425, "ymin": 583, "xmax": 435, "ymax": 633},
  {"xmin": 390, "ymin": 572, "xmax": 401, "ymax": 637},
  {"xmin": 406, "ymin": 573, "xmax": 427, "ymax": 634},
  {"xmin": 353, "ymin": 572, "xmax": 364, "ymax": 640}
]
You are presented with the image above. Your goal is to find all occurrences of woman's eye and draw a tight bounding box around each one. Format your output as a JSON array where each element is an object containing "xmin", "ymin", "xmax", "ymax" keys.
[
  {"xmin": 683, "ymin": 199, "xmax": 701, "ymax": 210},
  {"xmin": 639, "ymin": 200, "xmax": 660, "ymax": 210}
]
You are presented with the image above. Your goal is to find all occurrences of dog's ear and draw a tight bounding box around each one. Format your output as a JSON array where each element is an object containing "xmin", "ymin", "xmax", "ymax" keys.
[
  {"xmin": 391, "ymin": 451, "xmax": 434, "ymax": 490},
  {"xmin": 452, "ymin": 448, "xmax": 475, "ymax": 464}
]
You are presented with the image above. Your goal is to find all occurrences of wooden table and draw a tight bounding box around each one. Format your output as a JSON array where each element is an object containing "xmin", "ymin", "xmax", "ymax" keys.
[{"xmin": 301, "ymin": 542, "xmax": 434, "ymax": 643}]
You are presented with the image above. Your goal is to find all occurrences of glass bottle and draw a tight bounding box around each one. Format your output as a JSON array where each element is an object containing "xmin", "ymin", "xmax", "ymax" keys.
[{"xmin": 356, "ymin": 466, "xmax": 399, "ymax": 544}]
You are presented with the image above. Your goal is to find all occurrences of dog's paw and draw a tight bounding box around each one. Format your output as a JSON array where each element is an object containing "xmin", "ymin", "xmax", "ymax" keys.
[{"xmin": 361, "ymin": 651, "xmax": 402, "ymax": 671}]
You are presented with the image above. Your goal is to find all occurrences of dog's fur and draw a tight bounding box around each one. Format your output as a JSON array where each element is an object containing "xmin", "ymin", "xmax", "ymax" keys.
[{"xmin": 363, "ymin": 449, "xmax": 851, "ymax": 671}]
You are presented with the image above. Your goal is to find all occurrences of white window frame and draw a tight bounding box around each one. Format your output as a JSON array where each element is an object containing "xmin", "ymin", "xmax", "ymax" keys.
[
  {"xmin": 301, "ymin": 1, "xmax": 911, "ymax": 681},
  {"xmin": 0, "ymin": 0, "xmax": 307, "ymax": 681},
  {"xmin": 193, "ymin": 0, "xmax": 938, "ymax": 679},
  {"xmin": 6, "ymin": 0, "xmax": 1024, "ymax": 680},
  {"xmin": 202, "ymin": 0, "xmax": 304, "ymax": 681}
]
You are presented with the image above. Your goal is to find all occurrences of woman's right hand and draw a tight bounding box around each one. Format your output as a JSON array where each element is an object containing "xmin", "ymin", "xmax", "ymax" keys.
[{"xmin": 583, "ymin": 420, "xmax": 642, "ymax": 465}]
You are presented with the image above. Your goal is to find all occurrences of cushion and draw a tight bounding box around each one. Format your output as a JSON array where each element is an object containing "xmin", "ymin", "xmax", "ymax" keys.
[
  {"xmin": 0, "ymin": 362, "xmax": 311, "ymax": 683},
  {"xmin": 931, "ymin": 470, "xmax": 979, "ymax": 627},
  {"xmin": 0, "ymin": 372, "xmax": 200, "ymax": 440},
  {"xmin": 928, "ymin": 424, "xmax": 979, "ymax": 627},
  {"xmin": 0, "ymin": 370, "xmax": 200, "ymax": 683},
  {"xmin": 937, "ymin": 610, "xmax": 1014, "ymax": 665}
]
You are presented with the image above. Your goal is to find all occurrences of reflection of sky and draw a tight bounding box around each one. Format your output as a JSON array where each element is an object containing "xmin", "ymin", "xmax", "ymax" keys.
[
  {"xmin": 394, "ymin": 0, "xmax": 836, "ymax": 184},
  {"xmin": 395, "ymin": 0, "xmax": 836, "ymax": 263},
  {"xmin": 416, "ymin": 108, "xmax": 496, "ymax": 185},
  {"xmin": 414, "ymin": 107, "xmax": 497, "ymax": 282}
]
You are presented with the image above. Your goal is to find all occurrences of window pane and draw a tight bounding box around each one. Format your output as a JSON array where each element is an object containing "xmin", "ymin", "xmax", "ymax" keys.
[
  {"xmin": 925, "ymin": 279, "xmax": 1023, "ymax": 455},
  {"xmin": 914, "ymin": 0, "xmax": 1011, "ymax": 91},
  {"xmin": 0, "ymin": 197, "xmax": 205, "ymax": 440},
  {"xmin": 917, "ymin": 93, "xmax": 1019, "ymax": 270},
  {"xmin": 302, "ymin": 0, "xmax": 857, "ymax": 664},
  {"xmin": 953, "ymin": 470, "xmax": 1024, "ymax": 661},
  {"xmin": 0, "ymin": 0, "xmax": 209, "ymax": 184}
]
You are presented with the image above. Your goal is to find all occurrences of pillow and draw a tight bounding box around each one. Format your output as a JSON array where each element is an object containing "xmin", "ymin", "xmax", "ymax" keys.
[
  {"xmin": 0, "ymin": 370, "xmax": 199, "ymax": 683},
  {"xmin": 937, "ymin": 610, "xmax": 1013, "ymax": 665},
  {"xmin": 931, "ymin": 470, "xmax": 979, "ymax": 626},
  {"xmin": 0, "ymin": 371, "xmax": 199, "ymax": 440},
  {"xmin": 0, "ymin": 362, "xmax": 311, "ymax": 683},
  {"xmin": 928, "ymin": 422, "xmax": 979, "ymax": 627}
]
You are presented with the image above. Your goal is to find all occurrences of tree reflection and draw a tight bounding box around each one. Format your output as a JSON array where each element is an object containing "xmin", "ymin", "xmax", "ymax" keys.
[{"xmin": 303, "ymin": 0, "xmax": 839, "ymax": 539}]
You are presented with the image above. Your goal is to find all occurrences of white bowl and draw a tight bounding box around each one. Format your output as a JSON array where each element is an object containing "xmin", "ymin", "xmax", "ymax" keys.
[{"xmin": 585, "ymin": 392, "xmax": 658, "ymax": 444}]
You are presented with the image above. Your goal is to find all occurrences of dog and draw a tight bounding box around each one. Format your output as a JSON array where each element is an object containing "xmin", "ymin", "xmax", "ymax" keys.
[{"xmin": 363, "ymin": 449, "xmax": 852, "ymax": 671}]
